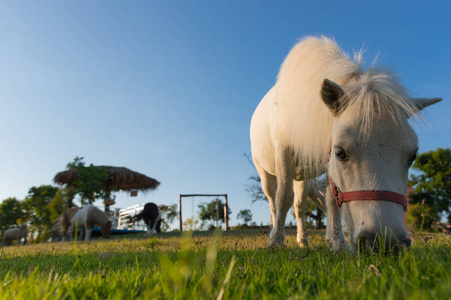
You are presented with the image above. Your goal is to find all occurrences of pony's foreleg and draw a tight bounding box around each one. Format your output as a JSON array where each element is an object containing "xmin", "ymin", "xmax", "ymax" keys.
[
  {"xmin": 149, "ymin": 221, "xmax": 156, "ymax": 236},
  {"xmin": 145, "ymin": 220, "xmax": 157, "ymax": 237},
  {"xmin": 68, "ymin": 225, "xmax": 75, "ymax": 241},
  {"xmin": 263, "ymin": 176, "xmax": 277, "ymax": 228},
  {"xmin": 85, "ymin": 226, "xmax": 92, "ymax": 241},
  {"xmin": 325, "ymin": 185, "xmax": 346, "ymax": 251},
  {"xmin": 149, "ymin": 213, "xmax": 161, "ymax": 236},
  {"xmin": 268, "ymin": 198, "xmax": 276, "ymax": 229},
  {"xmin": 83, "ymin": 220, "xmax": 91, "ymax": 241},
  {"xmin": 255, "ymin": 160, "xmax": 277, "ymax": 228},
  {"xmin": 269, "ymin": 153, "xmax": 294, "ymax": 248},
  {"xmin": 66, "ymin": 226, "xmax": 74, "ymax": 241},
  {"xmin": 293, "ymin": 180, "xmax": 308, "ymax": 248}
]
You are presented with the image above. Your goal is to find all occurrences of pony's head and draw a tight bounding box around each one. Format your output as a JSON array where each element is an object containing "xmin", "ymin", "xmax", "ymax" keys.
[
  {"xmin": 19, "ymin": 224, "xmax": 27, "ymax": 234},
  {"xmin": 131, "ymin": 213, "xmax": 143, "ymax": 224},
  {"xmin": 156, "ymin": 219, "xmax": 162, "ymax": 233},
  {"xmin": 101, "ymin": 221, "xmax": 112, "ymax": 239},
  {"xmin": 321, "ymin": 75, "xmax": 441, "ymax": 252}
]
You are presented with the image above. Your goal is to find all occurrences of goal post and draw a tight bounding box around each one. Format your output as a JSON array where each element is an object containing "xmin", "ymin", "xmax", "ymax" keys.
[{"xmin": 178, "ymin": 194, "xmax": 229, "ymax": 231}]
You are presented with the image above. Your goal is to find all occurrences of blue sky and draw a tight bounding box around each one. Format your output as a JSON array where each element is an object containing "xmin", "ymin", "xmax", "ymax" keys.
[{"xmin": 0, "ymin": 1, "xmax": 449, "ymax": 228}]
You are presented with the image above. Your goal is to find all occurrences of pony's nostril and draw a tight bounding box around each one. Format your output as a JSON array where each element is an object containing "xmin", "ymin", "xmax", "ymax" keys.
[
  {"xmin": 357, "ymin": 232, "xmax": 377, "ymax": 252},
  {"xmin": 400, "ymin": 236, "xmax": 412, "ymax": 247},
  {"xmin": 358, "ymin": 237, "xmax": 371, "ymax": 252},
  {"xmin": 358, "ymin": 232, "xmax": 411, "ymax": 253}
]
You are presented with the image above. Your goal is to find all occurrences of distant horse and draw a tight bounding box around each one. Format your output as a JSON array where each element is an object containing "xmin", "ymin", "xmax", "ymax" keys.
[
  {"xmin": 57, "ymin": 205, "xmax": 112, "ymax": 241},
  {"xmin": 133, "ymin": 202, "xmax": 161, "ymax": 236},
  {"xmin": 250, "ymin": 36, "xmax": 441, "ymax": 252},
  {"xmin": 2, "ymin": 225, "xmax": 27, "ymax": 246}
]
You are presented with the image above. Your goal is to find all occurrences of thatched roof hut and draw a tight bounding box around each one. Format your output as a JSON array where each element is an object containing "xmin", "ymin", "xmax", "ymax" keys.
[{"xmin": 54, "ymin": 166, "xmax": 160, "ymax": 191}]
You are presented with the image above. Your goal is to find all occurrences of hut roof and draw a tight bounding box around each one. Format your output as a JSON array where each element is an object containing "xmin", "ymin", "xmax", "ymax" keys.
[{"xmin": 54, "ymin": 166, "xmax": 160, "ymax": 191}]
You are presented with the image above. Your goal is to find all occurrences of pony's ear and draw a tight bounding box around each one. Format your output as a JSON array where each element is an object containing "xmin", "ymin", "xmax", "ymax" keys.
[
  {"xmin": 410, "ymin": 97, "xmax": 442, "ymax": 112},
  {"xmin": 321, "ymin": 79, "xmax": 345, "ymax": 115}
]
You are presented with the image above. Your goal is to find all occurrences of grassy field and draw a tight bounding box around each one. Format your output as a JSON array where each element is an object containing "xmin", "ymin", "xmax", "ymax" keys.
[{"xmin": 0, "ymin": 229, "xmax": 449, "ymax": 299}]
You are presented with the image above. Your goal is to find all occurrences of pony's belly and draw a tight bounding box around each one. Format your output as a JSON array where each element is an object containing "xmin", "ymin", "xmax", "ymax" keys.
[
  {"xmin": 251, "ymin": 144, "xmax": 276, "ymax": 175},
  {"xmin": 70, "ymin": 216, "xmax": 85, "ymax": 228}
]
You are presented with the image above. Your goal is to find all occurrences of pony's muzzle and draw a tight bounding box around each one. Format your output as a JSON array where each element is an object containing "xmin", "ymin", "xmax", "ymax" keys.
[{"xmin": 356, "ymin": 231, "xmax": 411, "ymax": 253}]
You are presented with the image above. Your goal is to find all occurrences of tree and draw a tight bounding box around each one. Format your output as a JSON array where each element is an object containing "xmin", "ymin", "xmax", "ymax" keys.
[
  {"xmin": 304, "ymin": 201, "xmax": 325, "ymax": 229},
  {"xmin": 244, "ymin": 153, "xmax": 268, "ymax": 203},
  {"xmin": 48, "ymin": 189, "xmax": 70, "ymax": 222},
  {"xmin": 198, "ymin": 199, "xmax": 231, "ymax": 230},
  {"xmin": 0, "ymin": 198, "xmax": 24, "ymax": 232},
  {"xmin": 23, "ymin": 185, "xmax": 59, "ymax": 242},
  {"xmin": 69, "ymin": 157, "xmax": 112, "ymax": 205},
  {"xmin": 407, "ymin": 202, "xmax": 440, "ymax": 231},
  {"xmin": 237, "ymin": 209, "xmax": 253, "ymax": 225},
  {"xmin": 158, "ymin": 204, "xmax": 178, "ymax": 232},
  {"xmin": 183, "ymin": 218, "xmax": 199, "ymax": 231},
  {"xmin": 409, "ymin": 148, "xmax": 451, "ymax": 223},
  {"xmin": 61, "ymin": 187, "xmax": 77, "ymax": 209}
]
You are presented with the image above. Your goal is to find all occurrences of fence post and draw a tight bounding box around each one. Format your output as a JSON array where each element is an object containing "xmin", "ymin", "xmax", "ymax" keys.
[
  {"xmin": 113, "ymin": 209, "xmax": 118, "ymax": 229},
  {"xmin": 216, "ymin": 198, "xmax": 219, "ymax": 227},
  {"xmin": 179, "ymin": 194, "xmax": 183, "ymax": 231},
  {"xmin": 133, "ymin": 207, "xmax": 137, "ymax": 230},
  {"xmin": 224, "ymin": 194, "xmax": 229, "ymax": 231}
]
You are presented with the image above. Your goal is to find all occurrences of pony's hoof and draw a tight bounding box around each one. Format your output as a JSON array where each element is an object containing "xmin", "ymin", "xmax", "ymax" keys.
[
  {"xmin": 268, "ymin": 241, "xmax": 284, "ymax": 249},
  {"xmin": 269, "ymin": 230, "xmax": 285, "ymax": 248},
  {"xmin": 298, "ymin": 241, "xmax": 308, "ymax": 248},
  {"xmin": 327, "ymin": 237, "xmax": 348, "ymax": 252},
  {"xmin": 297, "ymin": 236, "xmax": 309, "ymax": 248}
]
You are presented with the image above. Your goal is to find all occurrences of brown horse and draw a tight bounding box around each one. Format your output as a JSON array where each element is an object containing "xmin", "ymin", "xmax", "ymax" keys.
[{"xmin": 56, "ymin": 205, "xmax": 111, "ymax": 241}]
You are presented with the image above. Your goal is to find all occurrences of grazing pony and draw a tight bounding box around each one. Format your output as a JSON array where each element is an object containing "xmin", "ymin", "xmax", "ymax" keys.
[
  {"xmin": 250, "ymin": 36, "xmax": 441, "ymax": 252},
  {"xmin": 57, "ymin": 205, "xmax": 112, "ymax": 241},
  {"xmin": 56, "ymin": 206, "xmax": 81, "ymax": 240},
  {"xmin": 133, "ymin": 202, "xmax": 161, "ymax": 236},
  {"xmin": 2, "ymin": 225, "xmax": 27, "ymax": 246}
]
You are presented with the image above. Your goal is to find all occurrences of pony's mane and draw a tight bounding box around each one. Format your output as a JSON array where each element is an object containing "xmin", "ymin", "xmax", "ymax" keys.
[
  {"xmin": 341, "ymin": 68, "xmax": 419, "ymax": 136},
  {"xmin": 275, "ymin": 36, "xmax": 419, "ymax": 176},
  {"xmin": 55, "ymin": 206, "xmax": 80, "ymax": 233}
]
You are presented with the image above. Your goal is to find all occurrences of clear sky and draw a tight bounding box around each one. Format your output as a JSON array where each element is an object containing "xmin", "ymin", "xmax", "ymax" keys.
[{"xmin": 0, "ymin": 1, "xmax": 449, "ymax": 228}]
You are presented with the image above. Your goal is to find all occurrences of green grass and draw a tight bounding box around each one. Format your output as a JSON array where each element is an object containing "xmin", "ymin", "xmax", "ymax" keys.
[{"xmin": 0, "ymin": 229, "xmax": 449, "ymax": 299}]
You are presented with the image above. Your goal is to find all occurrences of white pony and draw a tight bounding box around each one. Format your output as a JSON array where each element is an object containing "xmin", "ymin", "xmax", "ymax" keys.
[
  {"xmin": 68, "ymin": 204, "xmax": 112, "ymax": 241},
  {"xmin": 250, "ymin": 36, "xmax": 441, "ymax": 252}
]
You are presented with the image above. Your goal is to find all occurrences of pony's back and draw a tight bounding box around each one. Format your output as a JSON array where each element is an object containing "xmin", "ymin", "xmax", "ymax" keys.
[{"xmin": 86, "ymin": 205, "xmax": 110, "ymax": 227}]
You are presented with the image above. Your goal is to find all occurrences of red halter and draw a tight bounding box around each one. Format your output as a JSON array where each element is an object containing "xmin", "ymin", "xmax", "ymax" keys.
[{"xmin": 327, "ymin": 149, "xmax": 407, "ymax": 211}]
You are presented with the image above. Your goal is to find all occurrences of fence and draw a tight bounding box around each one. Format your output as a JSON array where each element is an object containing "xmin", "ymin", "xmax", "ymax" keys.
[{"xmin": 97, "ymin": 203, "xmax": 147, "ymax": 231}]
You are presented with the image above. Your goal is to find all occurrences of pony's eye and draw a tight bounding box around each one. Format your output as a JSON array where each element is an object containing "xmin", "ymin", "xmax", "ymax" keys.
[
  {"xmin": 408, "ymin": 152, "xmax": 418, "ymax": 166},
  {"xmin": 335, "ymin": 147, "xmax": 348, "ymax": 161}
]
